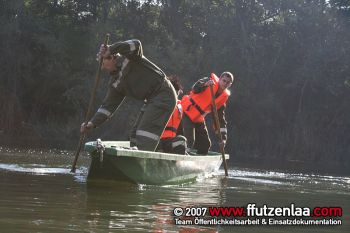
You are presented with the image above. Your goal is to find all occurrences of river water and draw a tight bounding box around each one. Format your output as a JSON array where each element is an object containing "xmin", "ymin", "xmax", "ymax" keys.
[{"xmin": 0, "ymin": 147, "xmax": 349, "ymax": 233}]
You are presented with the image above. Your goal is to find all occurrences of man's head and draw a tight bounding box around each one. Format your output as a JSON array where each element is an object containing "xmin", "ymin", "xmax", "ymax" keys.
[
  {"xmin": 218, "ymin": 71, "xmax": 234, "ymax": 91},
  {"xmin": 102, "ymin": 55, "xmax": 118, "ymax": 72}
]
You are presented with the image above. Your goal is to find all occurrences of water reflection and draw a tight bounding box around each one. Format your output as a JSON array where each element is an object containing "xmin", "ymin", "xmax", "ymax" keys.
[
  {"xmin": 85, "ymin": 176, "xmax": 225, "ymax": 232},
  {"xmin": 0, "ymin": 149, "xmax": 349, "ymax": 232}
]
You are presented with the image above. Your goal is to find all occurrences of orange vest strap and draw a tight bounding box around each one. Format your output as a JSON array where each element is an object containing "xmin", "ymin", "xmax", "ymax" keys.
[
  {"xmin": 165, "ymin": 126, "xmax": 177, "ymax": 133},
  {"xmin": 189, "ymin": 97, "xmax": 205, "ymax": 115}
]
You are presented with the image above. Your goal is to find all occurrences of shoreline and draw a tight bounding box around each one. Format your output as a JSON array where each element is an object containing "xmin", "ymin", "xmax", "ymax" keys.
[{"xmin": 1, "ymin": 142, "xmax": 349, "ymax": 177}]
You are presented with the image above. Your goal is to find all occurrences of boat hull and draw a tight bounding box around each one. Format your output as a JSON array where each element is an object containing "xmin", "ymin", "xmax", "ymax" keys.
[{"xmin": 85, "ymin": 141, "xmax": 229, "ymax": 185}]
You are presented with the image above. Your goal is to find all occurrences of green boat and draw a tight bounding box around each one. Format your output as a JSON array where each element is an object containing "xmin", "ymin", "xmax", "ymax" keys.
[{"xmin": 85, "ymin": 140, "xmax": 229, "ymax": 185}]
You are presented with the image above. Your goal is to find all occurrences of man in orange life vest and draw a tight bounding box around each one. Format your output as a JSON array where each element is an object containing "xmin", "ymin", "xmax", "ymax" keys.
[
  {"xmin": 157, "ymin": 75, "xmax": 187, "ymax": 154},
  {"xmin": 181, "ymin": 72, "xmax": 234, "ymax": 155}
]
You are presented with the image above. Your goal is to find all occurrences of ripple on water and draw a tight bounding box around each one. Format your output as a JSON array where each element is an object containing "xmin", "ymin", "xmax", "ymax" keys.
[
  {"xmin": 0, "ymin": 163, "xmax": 88, "ymax": 178},
  {"xmin": 225, "ymin": 167, "xmax": 350, "ymax": 195}
]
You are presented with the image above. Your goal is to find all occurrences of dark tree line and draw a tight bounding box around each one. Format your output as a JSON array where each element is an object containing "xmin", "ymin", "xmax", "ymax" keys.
[{"xmin": 1, "ymin": 0, "xmax": 349, "ymax": 173}]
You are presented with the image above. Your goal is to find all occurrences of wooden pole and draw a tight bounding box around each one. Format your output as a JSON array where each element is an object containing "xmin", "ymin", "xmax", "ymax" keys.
[
  {"xmin": 209, "ymin": 84, "xmax": 229, "ymax": 176},
  {"xmin": 70, "ymin": 33, "xmax": 110, "ymax": 173}
]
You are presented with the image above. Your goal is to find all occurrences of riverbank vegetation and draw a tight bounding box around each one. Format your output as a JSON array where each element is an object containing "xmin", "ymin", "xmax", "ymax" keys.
[{"xmin": 1, "ymin": 0, "xmax": 349, "ymax": 172}]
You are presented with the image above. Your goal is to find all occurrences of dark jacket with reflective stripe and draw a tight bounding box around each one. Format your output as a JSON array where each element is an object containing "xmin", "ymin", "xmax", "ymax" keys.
[{"xmin": 90, "ymin": 39, "xmax": 172, "ymax": 127}]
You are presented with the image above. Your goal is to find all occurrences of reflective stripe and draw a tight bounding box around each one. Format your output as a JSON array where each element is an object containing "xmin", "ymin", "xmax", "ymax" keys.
[
  {"xmin": 112, "ymin": 79, "xmax": 120, "ymax": 88},
  {"xmin": 118, "ymin": 58, "xmax": 129, "ymax": 79},
  {"xmin": 126, "ymin": 40, "xmax": 136, "ymax": 51},
  {"xmin": 136, "ymin": 130, "xmax": 160, "ymax": 141},
  {"xmin": 177, "ymin": 103, "xmax": 183, "ymax": 115},
  {"xmin": 112, "ymin": 58, "xmax": 130, "ymax": 89},
  {"xmin": 97, "ymin": 108, "xmax": 111, "ymax": 117},
  {"xmin": 220, "ymin": 128, "xmax": 227, "ymax": 133},
  {"xmin": 172, "ymin": 140, "xmax": 186, "ymax": 148}
]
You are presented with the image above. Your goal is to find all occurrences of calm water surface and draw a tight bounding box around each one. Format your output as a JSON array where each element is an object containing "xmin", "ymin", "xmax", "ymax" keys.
[{"xmin": 0, "ymin": 147, "xmax": 349, "ymax": 233}]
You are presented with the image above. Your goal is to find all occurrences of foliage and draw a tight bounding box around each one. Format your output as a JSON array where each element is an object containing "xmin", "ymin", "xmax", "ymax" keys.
[{"xmin": 1, "ymin": 0, "xmax": 349, "ymax": 170}]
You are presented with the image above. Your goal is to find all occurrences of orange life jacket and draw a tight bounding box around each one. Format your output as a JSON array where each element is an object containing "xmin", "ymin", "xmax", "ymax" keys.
[
  {"xmin": 181, "ymin": 73, "xmax": 230, "ymax": 123},
  {"xmin": 161, "ymin": 100, "xmax": 183, "ymax": 139}
]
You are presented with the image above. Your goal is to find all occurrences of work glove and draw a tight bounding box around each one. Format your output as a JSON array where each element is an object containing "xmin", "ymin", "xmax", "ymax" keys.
[{"xmin": 80, "ymin": 121, "xmax": 94, "ymax": 133}]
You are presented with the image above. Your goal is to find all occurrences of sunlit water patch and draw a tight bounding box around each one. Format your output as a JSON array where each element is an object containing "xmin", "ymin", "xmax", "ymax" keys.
[
  {"xmin": 227, "ymin": 167, "xmax": 350, "ymax": 195},
  {"xmin": 0, "ymin": 163, "xmax": 87, "ymax": 175}
]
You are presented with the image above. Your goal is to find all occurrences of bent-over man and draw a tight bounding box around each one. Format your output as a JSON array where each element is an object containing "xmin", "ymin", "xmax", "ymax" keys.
[{"xmin": 81, "ymin": 39, "xmax": 177, "ymax": 151}]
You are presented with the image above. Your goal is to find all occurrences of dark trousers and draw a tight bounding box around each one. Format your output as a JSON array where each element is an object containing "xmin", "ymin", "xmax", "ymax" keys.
[
  {"xmin": 157, "ymin": 135, "xmax": 187, "ymax": 154},
  {"xmin": 182, "ymin": 114, "xmax": 211, "ymax": 154},
  {"xmin": 130, "ymin": 79, "xmax": 176, "ymax": 151}
]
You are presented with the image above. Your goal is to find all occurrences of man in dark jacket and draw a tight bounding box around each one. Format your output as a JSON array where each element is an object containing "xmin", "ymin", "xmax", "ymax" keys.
[{"xmin": 81, "ymin": 39, "xmax": 177, "ymax": 151}]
